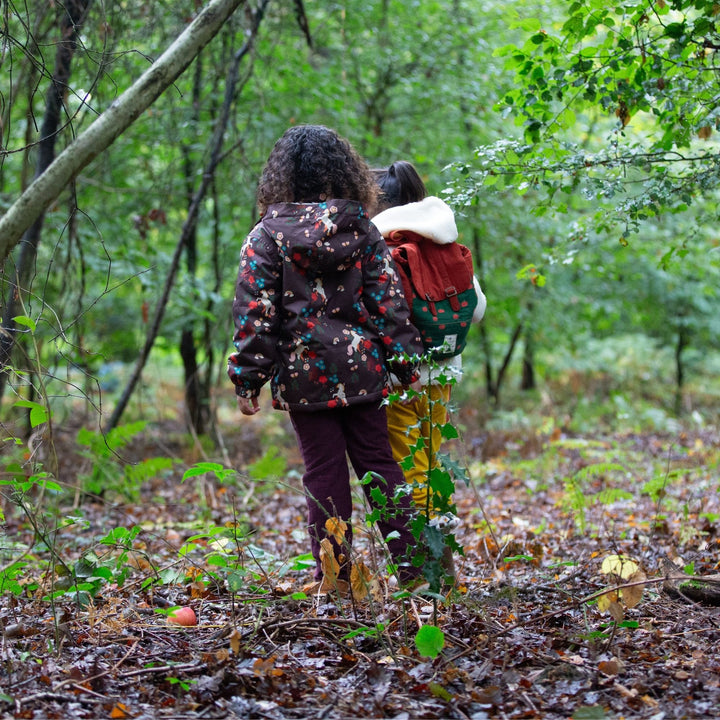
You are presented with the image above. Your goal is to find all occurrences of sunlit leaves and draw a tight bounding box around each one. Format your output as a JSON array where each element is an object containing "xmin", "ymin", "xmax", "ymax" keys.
[
  {"xmin": 13, "ymin": 400, "xmax": 49, "ymax": 429},
  {"xmin": 12, "ymin": 315, "xmax": 36, "ymax": 332},
  {"xmin": 464, "ymin": 0, "xmax": 720, "ymax": 239},
  {"xmin": 600, "ymin": 554, "xmax": 638, "ymax": 580}
]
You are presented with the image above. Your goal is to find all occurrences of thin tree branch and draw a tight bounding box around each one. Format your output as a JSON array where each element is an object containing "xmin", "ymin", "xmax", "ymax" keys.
[
  {"xmin": 105, "ymin": 0, "xmax": 270, "ymax": 431},
  {"xmin": 0, "ymin": 0, "xmax": 247, "ymax": 263}
]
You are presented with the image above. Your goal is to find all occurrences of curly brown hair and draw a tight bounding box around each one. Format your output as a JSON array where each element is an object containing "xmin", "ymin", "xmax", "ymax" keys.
[{"xmin": 256, "ymin": 125, "xmax": 379, "ymax": 216}]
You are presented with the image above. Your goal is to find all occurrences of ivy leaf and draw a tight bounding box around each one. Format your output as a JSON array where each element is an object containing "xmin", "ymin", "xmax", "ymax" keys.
[
  {"xmin": 12, "ymin": 315, "xmax": 36, "ymax": 332},
  {"xmin": 414, "ymin": 624, "xmax": 445, "ymax": 659}
]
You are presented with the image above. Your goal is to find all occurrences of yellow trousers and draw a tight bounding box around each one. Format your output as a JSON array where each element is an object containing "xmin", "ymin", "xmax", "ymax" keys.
[{"xmin": 387, "ymin": 384, "xmax": 452, "ymax": 514}]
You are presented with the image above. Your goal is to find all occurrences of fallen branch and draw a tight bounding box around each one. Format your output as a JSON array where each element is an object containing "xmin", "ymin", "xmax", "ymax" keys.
[
  {"xmin": 119, "ymin": 661, "xmax": 207, "ymax": 680},
  {"xmin": 662, "ymin": 563, "xmax": 720, "ymax": 606}
]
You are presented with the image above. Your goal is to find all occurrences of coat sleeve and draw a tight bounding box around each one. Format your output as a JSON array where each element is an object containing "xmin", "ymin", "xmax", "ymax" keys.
[
  {"xmin": 227, "ymin": 226, "xmax": 282, "ymax": 398},
  {"xmin": 472, "ymin": 275, "xmax": 487, "ymax": 323},
  {"xmin": 361, "ymin": 230, "xmax": 423, "ymax": 385}
]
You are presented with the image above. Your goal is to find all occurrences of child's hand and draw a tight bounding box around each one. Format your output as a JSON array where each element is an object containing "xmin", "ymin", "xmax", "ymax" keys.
[
  {"xmin": 399, "ymin": 380, "xmax": 423, "ymax": 405},
  {"xmin": 238, "ymin": 395, "xmax": 260, "ymax": 415}
]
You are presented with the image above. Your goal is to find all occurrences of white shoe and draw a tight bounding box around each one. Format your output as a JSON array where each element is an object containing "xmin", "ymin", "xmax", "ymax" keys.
[{"xmin": 428, "ymin": 512, "xmax": 461, "ymax": 535}]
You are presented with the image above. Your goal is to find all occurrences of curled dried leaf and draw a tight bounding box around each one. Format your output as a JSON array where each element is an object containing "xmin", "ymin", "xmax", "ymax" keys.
[
  {"xmin": 320, "ymin": 538, "xmax": 340, "ymax": 583},
  {"xmin": 621, "ymin": 569, "xmax": 647, "ymax": 608},
  {"xmin": 325, "ymin": 517, "xmax": 348, "ymax": 544},
  {"xmin": 350, "ymin": 560, "xmax": 373, "ymax": 600}
]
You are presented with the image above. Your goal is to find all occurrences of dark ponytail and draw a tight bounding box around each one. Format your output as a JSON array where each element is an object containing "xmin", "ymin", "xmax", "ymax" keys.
[{"xmin": 373, "ymin": 160, "xmax": 427, "ymax": 210}]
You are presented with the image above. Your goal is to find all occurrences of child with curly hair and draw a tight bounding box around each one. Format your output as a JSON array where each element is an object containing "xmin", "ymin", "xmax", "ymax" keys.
[{"xmin": 228, "ymin": 126, "xmax": 425, "ymax": 593}]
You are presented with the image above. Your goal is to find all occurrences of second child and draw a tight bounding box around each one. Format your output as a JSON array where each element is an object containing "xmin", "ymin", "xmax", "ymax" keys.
[{"xmin": 372, "ymin": 161, "xmax": 487, "ymax": 581}]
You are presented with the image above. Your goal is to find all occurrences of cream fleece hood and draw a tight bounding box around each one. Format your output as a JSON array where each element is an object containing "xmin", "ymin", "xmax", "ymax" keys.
[{"xmin": 372, "ymin": 196, "xmax": 458, "ymax": 245}]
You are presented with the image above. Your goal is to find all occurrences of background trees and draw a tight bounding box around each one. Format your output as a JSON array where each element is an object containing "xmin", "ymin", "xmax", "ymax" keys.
[{"xmin": 1, "ymin": 0, "xmax": 718, "ymax": 441}]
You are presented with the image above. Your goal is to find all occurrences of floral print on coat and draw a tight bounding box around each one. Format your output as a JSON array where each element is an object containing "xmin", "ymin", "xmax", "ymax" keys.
[{"xmin": 228, "ymin": 200, "xmax": 423, "ymax": 411}]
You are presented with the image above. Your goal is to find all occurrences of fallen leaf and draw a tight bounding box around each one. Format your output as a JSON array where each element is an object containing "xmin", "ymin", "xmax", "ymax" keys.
[
  {"xmin": 189, "ymin": 580, "xmax": 208, "ymax": 599},
  {"xmin": 613, "ymin": 682, "xmax": 638, "ymax": 699},
  {"xmin": 621, "ymin": 569, "xmax": 647, "ymax": 608},
  {"xmin": 253, "ymin": 656, "xmax": 276, "ymax": 677},
  {"xmin": 319, "ymin": 538, "xmax": 339, "ymax": 584},
  {"xmin": 429, "ymin": 681, "xmax": 452, "ymax": 701},
  {"xmin": 229, "ymin": 629, "xmax": 242, "ymax": 655},
  {"xmin": 110, "ymin": 702, "xmax": 132, "ymax": 719},
  {"xmin": 601, "ymin": 554, "xmax": 639, "ymax": 580},
  {"xmin": 598, "ymin": 659, "xmax": 622, "ymax": 676},
  {"xmin": 325, "ymin": 517, "xmax": 348, "ymax": 544},
  {"xmin": 597, "ymin": 590, "xmax": 618, "ymax": 613},
  {"xmin": 608, "ymin": 600, "xmax": 624, "ymax": 623},
  {"xmin": 350, "ymin": 560, "xmax": 372, "ymax": 600}
]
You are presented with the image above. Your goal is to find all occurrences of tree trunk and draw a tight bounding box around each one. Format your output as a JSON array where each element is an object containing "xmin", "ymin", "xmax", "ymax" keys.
[
  {"xmin": 0, "ymin": 0, "xmax": 247, "ymax": 264},
  {"xmin": 0, "ymin": 0, "xmax": 91, "ymax": 403},
  {"xmin": 520, "ymin": 321, "xmax": 536, "ymax": 391},
  {"xmin": 470, "ymin": 227, "xmax": 495, "ymax": 401},
  {"xmin": 179, "ymin": 54, "xmax": 208, "ymax": 435},
  {"xmin": 674, "ymin": 324, "xmax": 688, "ymax": 416},
  {"xmin": 105, "ymin": 0, "xmax": 270, "ymax": 432},
  {"xmin": 180, "ymin": 327, "xmax": 206, "ymax": 433},
  {"xmin": 492, "ymin": 321, "xmax": 523, "ymax": 408}
]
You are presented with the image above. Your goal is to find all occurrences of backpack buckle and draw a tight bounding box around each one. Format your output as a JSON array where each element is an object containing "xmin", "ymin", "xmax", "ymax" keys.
[{"xmin": 445, "ymin": 286, "xmax": 460, "ymax": 311}]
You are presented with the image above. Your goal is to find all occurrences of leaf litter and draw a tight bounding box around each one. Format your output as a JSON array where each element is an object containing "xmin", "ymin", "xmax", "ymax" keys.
[{"xmin": 1, "ymin": 421, "xmax": 719, "ymax": 719}]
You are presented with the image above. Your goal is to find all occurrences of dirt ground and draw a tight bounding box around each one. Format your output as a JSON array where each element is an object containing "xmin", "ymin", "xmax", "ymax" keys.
[{"xmin": 1, "ymin": 418, "xmax": 719, "ymax": 719}]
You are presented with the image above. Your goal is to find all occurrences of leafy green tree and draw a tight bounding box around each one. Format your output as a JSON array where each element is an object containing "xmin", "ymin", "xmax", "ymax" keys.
[
  {"xmin": 445, "ymin": 1, "xmax": 720, "ymax": 409},
  {"xmin": 2, "ymin": 0, "xmax": 594, "ymax": 435},
  {"xmin": 468, "ymin": 0, "xmax": 720, "ymax": 238}
]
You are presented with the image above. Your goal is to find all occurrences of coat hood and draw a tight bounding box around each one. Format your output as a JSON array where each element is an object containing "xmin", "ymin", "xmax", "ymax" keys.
[
  {"xmin": 371, "ymin": 196, "xmax": 458, "ymax": 245},
  {"xmin": 262, "ymin": 200, "xmax": 371, "ymax": 273}
]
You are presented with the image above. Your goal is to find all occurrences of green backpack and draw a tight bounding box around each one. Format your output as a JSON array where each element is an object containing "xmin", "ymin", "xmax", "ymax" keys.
[{"xmin": 391, "ymin": 235, "xmax": 478, "ymax": 360}]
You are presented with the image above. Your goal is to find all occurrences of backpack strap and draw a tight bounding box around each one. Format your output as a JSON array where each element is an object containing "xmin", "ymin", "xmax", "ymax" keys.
[{"xmin": 389, "ymin": 245, "xmax": 414, "ymax": 304}]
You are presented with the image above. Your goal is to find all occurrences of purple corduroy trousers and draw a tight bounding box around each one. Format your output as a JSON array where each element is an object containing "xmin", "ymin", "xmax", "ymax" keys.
[{"xmin": 289, "ymin": 402, "xmax": 419, "ymax": 584}]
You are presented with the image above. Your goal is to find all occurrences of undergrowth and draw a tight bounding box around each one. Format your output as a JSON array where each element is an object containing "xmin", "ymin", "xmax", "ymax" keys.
[{"xmin": 1, "ymin": 339, "xmax": 718, "ymax": 663}]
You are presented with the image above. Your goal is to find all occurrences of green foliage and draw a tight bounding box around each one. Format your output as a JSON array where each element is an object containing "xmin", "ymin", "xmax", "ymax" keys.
[
  {"xmin": 12, "ymin": 399, "xmax": 48, "ymax": 429},
  {"xmin": 179, "ymin": 524, "xmax": 266, "ymax": 593},
  {"xmin": 182, "ymin": 461, "xmax": 239, "ymax": 484},
  {"xmin": 385, "ymin": 351, "xmax": 468, "ymax": 593},
  {"xmin": 0, "ymin": 553, "xmax": 28, "ymax": 596},
  {"xmin": 246, "ymin": 447, "xmax": 287, "ymax": 481},
  {"xmin": 414, "ymin": 623, "xmax": 446, "ymax": 659},
  {"xmin": 76, "ymin": 421, "xmax": 157, "ymax": 499},
  {"xmin": 38, "ymin": 525, "xmax": 149, "ymax": 605},
  {"xmin": 462, "ymin": 0, "xmax": 720, "ymax": 237},
  {"xmin": 165, "ymin": 676, "xmax": 197, "ymax": 693}
]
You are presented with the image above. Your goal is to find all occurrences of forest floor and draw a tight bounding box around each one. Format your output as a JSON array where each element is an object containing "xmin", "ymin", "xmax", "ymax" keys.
[{"xmin": 1, "ymin": 410, "xmax": 720, "ymax": 719}]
